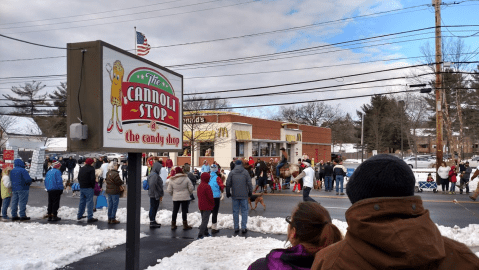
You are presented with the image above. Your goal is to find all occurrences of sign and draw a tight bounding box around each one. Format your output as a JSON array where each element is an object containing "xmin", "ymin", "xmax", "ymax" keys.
[
  {"xmin": 183, "ymin": 117, "xmax": 206, "ymax": 124},
  {"xmin": 217, "ymin": 127, "xmax": 228, "ymax": 138},
  {"xmin": 3, "ymin": 150, "xmax": 14, "ymax": 161},
  {"xmin": 102, "ymin": 46, "xmax": 182, "ymax": 151}
]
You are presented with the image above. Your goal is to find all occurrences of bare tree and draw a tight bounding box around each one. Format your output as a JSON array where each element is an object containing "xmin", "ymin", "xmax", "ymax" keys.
[
  {"xmin": 3, "ymin": 81, "xmax": 49, "ymax": 117},
  {"xmin": 277, "ymin": 102, "xmax": 339, "ymax": 126},
  {"xmin": 183, "ymin": 95, "xmax": 230, "ymax": 167}
]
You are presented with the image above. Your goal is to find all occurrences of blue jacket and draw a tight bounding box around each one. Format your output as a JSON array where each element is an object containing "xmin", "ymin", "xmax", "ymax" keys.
[
  {"xmin": 201, "ymin": 164, "xmax": 210, "ymax": 173},
  {"xmin": 11, "ymin": 159, "xmax": 32, "ymax": 191},
  {"xmin": 44, "ymin": 168, "xmax": 64, "ymax": 191},
  {"xmin": 208, "ymin": 171, "xmax": 221, "ymax": 198}
]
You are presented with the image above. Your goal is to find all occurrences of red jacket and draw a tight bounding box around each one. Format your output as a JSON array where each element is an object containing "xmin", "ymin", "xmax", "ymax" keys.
[
  {"xmin": 166, "ymin": 159, "xmax": 173, "ymax": 168},
  {"xmin": 197, "ymin": 177, "xmax": 215, "ymax": 211}
]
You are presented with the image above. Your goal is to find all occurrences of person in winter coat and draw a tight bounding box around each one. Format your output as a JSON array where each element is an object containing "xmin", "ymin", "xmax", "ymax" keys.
[
  {"xmin": 10, "ymin": 159, "xmax": 32, "ymax": 221},
  {"xmin": 200, "ymin": 160, "xmax": 210, "ymax": 174},
  {"xmin": 184, "ymin": 164, "xmax": 197, "ymax": 201},
  {"xmin": 148, "ymin": 162, "xmax": 163, "ymax": 228},
  {"xmin": 121, "ymin": 161, "xmax": 128, "ymax": 184},
  {"xmin": 100, "ymin": 159, "xmax": 109, "ymax": 188},
  {"xmin": 449, "ymin": 165, "xmax": 458, "ymax": 194},
  {"xmin": 43, "ymin": 156, "xmax": 50, "ymax": 177},
  {"xmin": 323, "ymin": 162, "xmax": 334, "ymax": 192},
  {"xmin": 468, "ymin": 165, "xmax": 479, "ymax": 201},
  {"xmin": 249, "ymin": 202, "xmax": 342, "ymax": 270},
  {"xmin": 94, "ymin": 157, "xmax": 103, "ymax": 170},
  {"xmin": 209, "ymin": 164, "xmax": 225, "ymax": 234},
  {"xmin": 165, "ymin": 158, "xmax": 173, "ymax": 174},
  {"xmin": 458, "ymin": 161, "xmax": 472, "ymax": 194},
  {"xmin": 437, "ymin": 162, "xmax": 451, "ymax": 194},
  {"xmin": 311, "ymin": 154, "xmax": 479, "ymax": 270},
  {"xmin": 292, "ymin": 159, "xmax": 317, "ymax": 202},
  {"xmin": 66, "ymin": 156, "xmax": 77, "ymax": 181},
  {"xmin": 254, "ymin": 159, "xmax": 269, "ymax": 193},
  {"xmin": 58, "ymin": 157, "xmax": 67, "ymax": 175},
  {"xmin": 197, "ymin": 172, "xmax": 215, "ymax": 239},
  {"xmin": 77, "ymin": 158, "xmax": 98, "ymax": 223},
  {"xmin": 332, "ymin": 160, "xmax": 347, "ymax": 195},
  {"xmin": 1, "ymin": 168, "xmax": 12, "ymax": 220},
  {"xmin": 230, "ymin": 157, "xmax": 237, "ymax": 171},
  {"xmin": 44, "ymin": 161, "xmax": 64, "ymax": 221},
  {"xmin": 167, "ymin": 167, "xmax": 194, "ymax": 230},
  {"xmin": 105, "ymin": 161, "xmax": 123, "ymax": 224},
  {"xmin": 226, "ymin": 159, "xmax": 253, "ymax": 233}
]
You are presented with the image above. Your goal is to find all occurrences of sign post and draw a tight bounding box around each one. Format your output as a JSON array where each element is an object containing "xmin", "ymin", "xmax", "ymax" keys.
[{"xmin": 126, "ymin": 153, "xmax": 141, "ymax": 270}]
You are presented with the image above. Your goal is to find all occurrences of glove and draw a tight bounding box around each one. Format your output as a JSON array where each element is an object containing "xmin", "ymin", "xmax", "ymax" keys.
[{"xmin": 226, "ymin": 192, "xmax": 231, "ymax": 198}]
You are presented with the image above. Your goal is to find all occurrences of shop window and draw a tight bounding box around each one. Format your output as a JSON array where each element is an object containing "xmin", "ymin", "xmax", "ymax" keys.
[
  {"xmin": 200, "ymin": 142, "xmax": 214, "ymax": 156},
  {"xmin": 419, "ymin": 144, "xmax": 428, "ymax": 149},
  {"xmin": 181, "ymin": 144, "xmax": 191, "ymax": 156},
  {"xmin": 236, "ymin": 142, "xmax": 244, "ymax": 157},
  {"xmin": 271, "ymin": 143, "xmax": 280, "ymax": 156},
  {"xmin": 260, "ymin": 142, "xmax": 269, "ymax": 156},
  {"xmin": 252, "ymin": 142, "xmax": 259, "ymax": 156}
]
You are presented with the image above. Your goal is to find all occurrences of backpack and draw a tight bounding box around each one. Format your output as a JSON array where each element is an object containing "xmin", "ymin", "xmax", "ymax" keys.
[{"xmin": 142, "ymin": 179, "xmax": 149, "ymax": 190}]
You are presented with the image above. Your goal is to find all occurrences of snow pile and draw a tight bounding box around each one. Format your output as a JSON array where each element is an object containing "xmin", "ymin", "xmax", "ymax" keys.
[
  {"xmin": 147, "ymin": 236, "xmax": 284, "ymax": 270},
  {"xmin": 0, "ymin": 222, "xmax": 127, "ymax": 270},
  {"xmin": 436, "ymin": 224, "xmax": 479, "ymax": 247}
]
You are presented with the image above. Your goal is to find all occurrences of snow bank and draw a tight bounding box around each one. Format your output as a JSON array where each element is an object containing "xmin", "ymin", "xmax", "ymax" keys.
[
  {"xmin": 21, "ymin": 205, "xmax": 477, "ymax": 247},
  {"xmin": 0, "ymin": 222, "xmax": 127, "ymax": 270},
  {"xmin": 146, "ymin": 236, "xmax": 284, "ymax": 270}
]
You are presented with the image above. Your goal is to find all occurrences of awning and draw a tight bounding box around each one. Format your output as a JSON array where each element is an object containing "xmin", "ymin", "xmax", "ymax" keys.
[
  {"xmin": 236, "ymin": 130, "xmax": 251, "ymax": 141},
  {"xmin": 195, "ymin": 131, "xmax": 216, "ymax": 141},
  {"xmin": 183, "ymin": 131, "xmax": 192, "ymax": 141}
]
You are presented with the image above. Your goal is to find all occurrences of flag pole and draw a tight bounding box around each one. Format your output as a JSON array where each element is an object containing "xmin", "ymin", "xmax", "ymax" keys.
[{"xmin": 134, "ymin": 26, "xmax": 137, "ymax": 55}]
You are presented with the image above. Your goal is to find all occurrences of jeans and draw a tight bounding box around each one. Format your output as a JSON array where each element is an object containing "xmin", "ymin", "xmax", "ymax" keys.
[
  {"xmin": 149, "ymin": 197, "xmax": 160, "ymax": 222},
  {"xmin": 199, "ymin": 210, "xmax": 212, "ymax": 236},
  {"xmin": 47, "ymin": 190, "xmax": 63, "ymax": 216},
  {"xmin": 276, "ymin": 162, "xmax": 286, "ymax": 177},
  {"xmin": 11, "ymin": 190, "xmax": 29, "ymax": 218},
  {"xmin": 232, "ymin": 198, "xmax": 248, "ymax": 230},
  {"xmin": 78, "ymin": 188, "xmax": 94, "ymax": 219},
  {"xmin": 450, "ymin": 183, "xmax": 456, "ymax": 193},
  {"xmin": 302, "ymin": 187, "xmax": 317, "ymax": 202},
  {"xmin": 459, "ymin": 179, "xmax": 469, "ymax": 193},
  {"xmin": 107, "ymin": 194, "xmax": 120, "ymax": 220},
  {"xmin": 172, "ymin": 200, "xmax": 190, "ymax": 222},
  {"xmin": 2, "ymin": 197, "xmax": 11, "ymax": 218},
  {"xmin": 68, "ymin": 169, "xmax": 74, "ymax": 180},
  {"xmin": 336, "ymin": 175, "xmax": 344, "ymax": 193},
  {"xmin": 324, "ymin": 176, "xmax": 333, "ymax": 191}
]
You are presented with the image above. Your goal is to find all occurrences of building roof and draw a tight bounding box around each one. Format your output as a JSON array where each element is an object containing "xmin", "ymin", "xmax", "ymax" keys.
[
  {"xmin": 411, "ymin": 128, "xmax": 459, "ymax": 137},
  {"xmin": 1, "ymin": 116, "xmax": 42, "ymax": 136}
]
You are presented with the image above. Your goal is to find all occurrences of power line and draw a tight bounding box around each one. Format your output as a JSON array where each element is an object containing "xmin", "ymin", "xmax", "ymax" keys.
[
  {"xmin": 0, "ymin": 33, "xmax": 73, "ymax": 50},
  {"xmin": 0, "ymin": 0, "xmax": 225, "ymax": 30}
]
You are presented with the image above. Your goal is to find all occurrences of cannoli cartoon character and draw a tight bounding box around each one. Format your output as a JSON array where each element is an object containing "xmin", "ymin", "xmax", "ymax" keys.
[{"xmin": 106, "ymin": 60, "xmax": 124, "ymax": 133}]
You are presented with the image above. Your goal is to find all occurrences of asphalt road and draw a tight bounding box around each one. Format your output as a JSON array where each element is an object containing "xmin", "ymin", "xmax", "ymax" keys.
[{"xmin": 24, "ymin": 180, "xmax": 479, "ymax": 228}]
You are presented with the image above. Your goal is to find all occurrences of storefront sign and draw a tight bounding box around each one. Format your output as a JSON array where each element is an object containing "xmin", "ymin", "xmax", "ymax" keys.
[
  {"xmin": 183, "ymin": 117, "xmax": 206, "ymax": 124},
  {"xmin": 217, "ymin": 127, "xmax": 228, "ymax": 138},
  {"xmin": 3, "ymin": 150, "xmax": 14, "ymax": 160},
  {"xmin": 102, "ymin": 47, "xmax": 183, "ymax": 150}
]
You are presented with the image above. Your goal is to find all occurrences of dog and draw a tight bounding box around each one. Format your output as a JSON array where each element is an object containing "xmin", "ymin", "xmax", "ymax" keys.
[{"xmin": 249, "ymin": 192, "xmax": 266, "ymax": 210}]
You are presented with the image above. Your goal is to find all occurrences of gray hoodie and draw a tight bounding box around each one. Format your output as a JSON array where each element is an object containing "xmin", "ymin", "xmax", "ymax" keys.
[
  {"xmin": 148, "ymin": 162, "xmax": 164, "ymax": 200},
  {"xmin": 226, "ymin": 164, "xmax": 253, "ymax": 199}
]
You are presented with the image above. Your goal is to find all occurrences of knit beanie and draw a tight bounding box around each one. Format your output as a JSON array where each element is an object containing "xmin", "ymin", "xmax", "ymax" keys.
[
  {"xmin": 235, "ymin": 160, "xmax": 242, "ymax": 165},
  {"xmin": 175, "ymin": 167, "xmax": 183, "ymax": 174},
  {"xmin": 85, "ymin": 158, "xmax": 94, "ymax": 165},
  {"xmin": 52, "ymin": 161, "xmax": 61, "ymax": 169},
  {"xmin": 346, "ymin": 154, "xmax": 416, "ymax": 204}
]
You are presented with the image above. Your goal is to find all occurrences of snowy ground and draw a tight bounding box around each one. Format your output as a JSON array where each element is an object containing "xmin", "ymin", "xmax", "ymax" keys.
[
  {"xmin": 2, "ymin": 204, "xmax": 478, "ymax": 269},
  {"xmin": 0, "ymin": 222, "xmax": 128, "ymax": 270}
]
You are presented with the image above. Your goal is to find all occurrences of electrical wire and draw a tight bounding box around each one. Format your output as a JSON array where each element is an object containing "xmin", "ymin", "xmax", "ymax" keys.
[{"xmin": 0, "ymin": 33, "xmax": 72, "ymax": 50}]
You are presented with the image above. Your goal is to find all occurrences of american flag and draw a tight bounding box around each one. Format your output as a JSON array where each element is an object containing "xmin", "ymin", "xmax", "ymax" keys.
[{"xmin": 136, "ymin": 31, "xmax": 151, "ymax": 56}]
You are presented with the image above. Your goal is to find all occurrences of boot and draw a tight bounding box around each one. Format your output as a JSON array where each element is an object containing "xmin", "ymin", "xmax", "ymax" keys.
[
  {"xmin": 150, "ymin": 221, "xmax": 161, "ymax": 228},
  {"xmin": 171, "ymin": 221, "xmax": 177, "ymax": 230},
  {"xmin": 110, "ymin": 219, "xmax": 120, "ymax": 224},
  {"xmin": 51, "ymin": 215, "xmax": 61, "ymax": 222},
  {"xmin": 47, "ymin": 214, "xmax": 53, "ymax": 221},
  {"xmin": 183, "ymin": 220, "xmax": 192, "ymax": 230},
  {"xmin": 211, "ymin": 223, "xmax": 220, "ymax": 234}
]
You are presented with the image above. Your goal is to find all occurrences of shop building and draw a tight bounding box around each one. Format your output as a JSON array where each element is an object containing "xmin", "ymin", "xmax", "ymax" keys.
[{"xmin": 176, "ymin": 112, "xmax": 331, "ymax": 169}]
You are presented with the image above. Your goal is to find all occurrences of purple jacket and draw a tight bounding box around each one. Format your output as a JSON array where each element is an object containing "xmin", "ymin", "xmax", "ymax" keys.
[{"xmin": 248, "ymin": 244, "xmax": 315, "ymax": 270}]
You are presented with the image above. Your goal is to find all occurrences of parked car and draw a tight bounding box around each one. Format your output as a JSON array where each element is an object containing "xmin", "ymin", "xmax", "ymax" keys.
[
  {"xmin": 467, "ymin": 156, "xmax": 479, "ymax": 168},
  {"xmin": 104, "ymin": 153, "xmax": 126, "ymax": 161},
  {"xmin": 405, "ymin": 157, "xmax": 435, "ymax": 169}
]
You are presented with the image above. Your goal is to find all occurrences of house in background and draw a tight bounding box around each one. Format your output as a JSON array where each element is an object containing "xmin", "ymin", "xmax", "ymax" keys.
[{"xmin": 0, "ymin": 115, "xmax": 46, "ymax": 160}]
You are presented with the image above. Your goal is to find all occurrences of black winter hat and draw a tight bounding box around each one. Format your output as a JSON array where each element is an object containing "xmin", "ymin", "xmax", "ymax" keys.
[{"xmin": 346, "ymin": 154, "xmax": 416, "ymax": 204}]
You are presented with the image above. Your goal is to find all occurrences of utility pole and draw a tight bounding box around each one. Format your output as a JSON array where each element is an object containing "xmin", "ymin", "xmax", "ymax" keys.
[{"xmin": 434, "ymin": 0, "xmax": 443, "ymax": 168}]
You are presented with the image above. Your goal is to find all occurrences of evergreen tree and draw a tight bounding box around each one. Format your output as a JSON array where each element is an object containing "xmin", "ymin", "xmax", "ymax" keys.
[
  {"xmin": 48, "ymin": 82, "xmax": 67, "ymax": 117},
  {"xmin": 3, "ymin": 81, "xmax": 48, "ymax": 117}
]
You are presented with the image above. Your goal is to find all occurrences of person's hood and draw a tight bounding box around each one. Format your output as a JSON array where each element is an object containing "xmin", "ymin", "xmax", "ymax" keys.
[
  {"xmin": 232, "ymin": 163, "xmax": 246, "ymax": 173},
  {"xmin": 451, "ymin": 165, "xmax": 456, "ymax": 170},
  {"xmin": 152, "ymin": 162, "xmax": 162, "ymax": 174},
  {"xmin": 14, "ymin": 159, "xmax": 25, "ymax": 168},
  {"xmin": 169, "ymin": 173, "xmax": 187, "ymax": 183},
  {"xmin": 345, "ymin": 196, "xmax": 446, "ymax": 269}
]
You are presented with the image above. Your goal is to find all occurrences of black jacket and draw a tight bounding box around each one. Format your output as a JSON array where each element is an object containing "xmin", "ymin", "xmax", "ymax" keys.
[
  {"xmin": 60, "ymin": 160, "xmax": 67, "ymax": 173},
  {"xmin": 78, "ymin": 164, "xmax": 96, "ymax": 189},
  {"xmin": 230, "ymin": 161, "xmax": 235, "ymax": 171},
  {"xmin": 324, "ymin": 164, "xmax": 334, "ymax": 176},
  {"xmin": 66, "ymin": 158, "xmax": 77, "ymax": 170}
]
